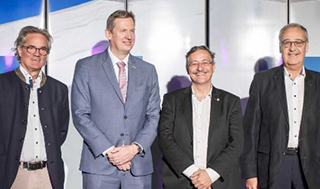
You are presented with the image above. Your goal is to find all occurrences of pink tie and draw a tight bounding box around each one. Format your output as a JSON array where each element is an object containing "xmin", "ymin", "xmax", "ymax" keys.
[{"xmin": 117, "ymin": 61, "xmax": 128, "ymax": 102}]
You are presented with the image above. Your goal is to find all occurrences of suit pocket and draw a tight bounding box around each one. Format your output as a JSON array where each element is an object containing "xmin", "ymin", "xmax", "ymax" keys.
[
  {"xmin": 52, "ymin": 101, "xmax": 62, "ymax": 109},
  {"xmin": 135, "ymin": 86, "xmax": 149, "ymax": 91},
  {"xmin": 257, "ymin": 145, "xmax": 269, "ymax": 154}
]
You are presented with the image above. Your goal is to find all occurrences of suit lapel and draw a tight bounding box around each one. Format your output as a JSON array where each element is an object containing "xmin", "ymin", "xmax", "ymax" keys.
[
  {"xmin": 182, "ymin": 87, "xmax": 193, "ymax": 141},
  {"xmin": 125, "ymin": 55, "xmax": 137, "ymax": 107},
  {"xmin": 301, "ymin": 69, "xmax": 314, "ymax": 130},
  {"xmin": 274, "ymin": 66, "xmax": 289, "ymax": 129},
  {"xmin": 101, "ymin": 50, "xmax": 124, "ymax": 104},
  {"xmin": 207, "ymin": 86, "xmax": 221, "ymax": 159}
]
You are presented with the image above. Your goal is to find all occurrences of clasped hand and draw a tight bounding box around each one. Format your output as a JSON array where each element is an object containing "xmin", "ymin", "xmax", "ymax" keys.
[
  {"xmin": 191, "ymin": 169, "xmax": 213, "ymax": 189},
  {"xmin": 107, "ymin": 144, "xmax": 139, "ymax": 171}
]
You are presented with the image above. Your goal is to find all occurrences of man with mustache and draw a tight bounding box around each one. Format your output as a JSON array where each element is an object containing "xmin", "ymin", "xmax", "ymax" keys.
[
  {"xmin": 241, "ymin": 23, "xmax": 320, "ymax": 189},
  {"xmin": 158, "ymin": 45, "xmax": 243, "ymax": 189},
  {"xmin": 72, "ymin": 10, "xmax": 160, "ymax": 189},
  {"xmin": 0, "ymin": 26, "xmax": 69, "ymax": 189}
]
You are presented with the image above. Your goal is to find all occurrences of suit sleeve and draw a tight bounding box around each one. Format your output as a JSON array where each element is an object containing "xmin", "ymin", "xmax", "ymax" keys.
[
  {"xmin": 207, "ymin": 96, "xmax": 244, "ymax": 181},
  {"xmin": 240, "ymin": 74, "xmax": 261, "ymax": 179},
  {"xmin": 132, "ymin": 66, "xmax": 160, "ymax": 154},
  {"xmin": 71, "ymin": 60, "xmax": 114, "ymax": 158},
  {"xmin": 59, "ymin": 85, "xmax": 69, "ymax": 145},
  {"xmin": 158, "ymin": 94, "xmax": 194, "ymax": 176}
]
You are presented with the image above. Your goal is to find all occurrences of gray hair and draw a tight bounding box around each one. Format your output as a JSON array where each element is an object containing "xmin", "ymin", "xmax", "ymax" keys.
[
  {"xmin": 13, "ymin": 26, "xmax": 52, "ymax": 62},
  {"xmin": 106, "ymin": 10, "xmax": 135, "ymax": 32},
  {"xmin": 279, "ymin": 23, "xmax": 309, "ymax": 43},
  {"xmin": 185, "ymin": 45, "xmax": 215, "ymax": 71}
]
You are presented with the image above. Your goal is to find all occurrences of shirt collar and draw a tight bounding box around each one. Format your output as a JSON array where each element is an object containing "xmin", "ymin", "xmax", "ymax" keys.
[
  {"xmin": 19, "ymin": 65, "xmax": 43, "ymax": 85},
  {"xmin": 284, "ymin": 66, "xmax": 306, "ymax": 79},
  {"xmin": 108, "ymin": 47, "xmax": 129, "ymax": 66},
  {"xmin": 191, "ymin": 85, "xmax": 212, "ymax": 101}
]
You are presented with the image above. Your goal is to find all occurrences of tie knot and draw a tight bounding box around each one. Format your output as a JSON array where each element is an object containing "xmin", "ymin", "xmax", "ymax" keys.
[{"xmin": 117, "ymin": 61, "xmax": 126, "ymax": 68}]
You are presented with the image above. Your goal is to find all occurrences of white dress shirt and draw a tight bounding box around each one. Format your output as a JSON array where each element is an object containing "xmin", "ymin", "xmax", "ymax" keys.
[
  {"xmin": 108, "ymin": 47, "xmax": 129, "ymax": 80},
  {"xmin": 19, "ymin": 66, "xmax": 47, "ymax": 162},
  {"xmin": 183, "ymin": 86, "xmax": 220, "ymax": 185},
  {"xmin": 284, "ymin": 67, "xmax": 305, "ymax": 148}
]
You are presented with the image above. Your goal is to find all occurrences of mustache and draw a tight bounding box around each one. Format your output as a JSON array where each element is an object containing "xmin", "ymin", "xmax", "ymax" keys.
[{"xmin": 192, "ymin": 70, "xmax": 208, "ymax": 74}]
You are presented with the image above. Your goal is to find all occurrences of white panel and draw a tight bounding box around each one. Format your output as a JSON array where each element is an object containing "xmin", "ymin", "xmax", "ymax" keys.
[
  {"xmin": 48, "ymin": 1, "xmax": 125, "ymax": 189},
  {"xmin": 48, "ymin": 1, "xmax": 125, "ymax": 86},
  {"xmin": 128, "ymin": 0, "xmax": 205, "ymax": 98},
  {"xmin": 210, "ymin": 0, "xmax": 287, "ymax": 98},
  {"xmin": 291, "ymin": 1, "xmax": 320, "ymax": 56}
]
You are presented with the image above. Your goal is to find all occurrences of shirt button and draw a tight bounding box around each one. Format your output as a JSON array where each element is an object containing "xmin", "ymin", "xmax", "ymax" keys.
[
  {"xmin": 120, "ymin": 133, "xmax": 124, "ymax": 136},
  {"xmin": 294, "ymin": 95, "xmax": 296, "ymax": 97},
  {"xmin": 124, "ymin": 116, "xmax": 127, "ymax": 119}
]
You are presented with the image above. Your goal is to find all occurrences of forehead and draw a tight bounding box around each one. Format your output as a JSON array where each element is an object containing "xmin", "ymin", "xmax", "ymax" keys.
[
  {"xmin": 25, "ymin": 33, "xmax": 48, "ymax": 46},
  {"xmin": 282, "ymin": 27, "xmax": 306, "ymax": 41},
  {"xmin": 189, "ymin": 50, "xmax": 212, "ymax": 61},
  {"xmin": 113, "ymin": 18, "xmax": 135, "ymax": 27}
]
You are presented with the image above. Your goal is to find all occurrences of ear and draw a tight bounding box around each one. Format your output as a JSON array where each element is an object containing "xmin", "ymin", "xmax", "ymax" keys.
[
  {"xmin": 279, "ymin": 43, "xmax": 283, "ymax": 54},
  {"xmin": 17, "ymin": 46, "xmax": 23, "ymax": 57},
  {"xmin": 105, "ymin": 29, "xmax": 112, "ymax": 40},
  {"xmin": 212, "ymin": 63, "xmax": 216, "ymax": 73}
]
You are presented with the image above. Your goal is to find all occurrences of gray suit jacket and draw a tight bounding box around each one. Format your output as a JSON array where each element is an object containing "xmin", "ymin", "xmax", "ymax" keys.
[{"xmin": 71, "ymin": 50, "xmax": 160, "ymax": 176}]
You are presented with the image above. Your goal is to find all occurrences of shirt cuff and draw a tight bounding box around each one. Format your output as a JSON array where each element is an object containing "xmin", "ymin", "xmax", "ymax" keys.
[
  {"xmin": 183, "ymin": 164, "xmax": 199, "ymax": 178},
  {"xmin": 132, "ymin": 142, "xmax": 143, "ymax": 153},
  {"xmin": 102, "ymin": 146, "xmax": 115, "ymax": 156},
  {"xmin": 206, "ymin": 168, "xmax": 220, "ymax": 183}
]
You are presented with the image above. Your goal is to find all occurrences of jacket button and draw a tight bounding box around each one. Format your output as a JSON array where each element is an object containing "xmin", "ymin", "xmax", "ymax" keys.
[
  {"xmin": 44, "ymin": 125, "xmax": 48, "ymax": 128},
  {"xmin": 20, "ymin": 138, "xmax": 24, "ymax": 142},
  {"xmin": 23, "ymin": 103, "xmax": 28, "ymax": 107},
  {"xmin": 22, "ymin": 120, "xmax": 27, "ymax": 125},
  {"xmin": 41, "ymin": 107, "xmax": 45, "ymax": 111},
  {"xmin": 16, "ymin": 156, "xmax": 20, "ymax": 160},
  {"xmin": 47, "ymin": 143, "xmax": 51, "ymax": 146}
]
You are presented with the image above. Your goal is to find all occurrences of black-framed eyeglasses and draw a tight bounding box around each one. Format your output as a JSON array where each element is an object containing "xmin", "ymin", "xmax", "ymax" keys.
[
  {"xmin": 22, "ymin": 45, "xmax": 49, "ymax": 56},
  {"xmin": 189, "ymin": 61, "xmax": 213, "ymax": 67},
  {"xmin": 281, "ymin": 40, "xmax": 306, "ymax": 48}
]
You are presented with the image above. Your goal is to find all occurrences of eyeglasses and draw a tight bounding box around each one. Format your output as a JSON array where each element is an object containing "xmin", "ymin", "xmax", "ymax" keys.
[
  {"xmin": 189, "ymin": 61, "xmax": 213, "ymax": 67},
  {"xmin": 281, "ymin": 40, "xmax": 306, "ymax": 48},
  {"xmin": 22, "ymin": 45, "xmax": 49, "ymax": 56}
]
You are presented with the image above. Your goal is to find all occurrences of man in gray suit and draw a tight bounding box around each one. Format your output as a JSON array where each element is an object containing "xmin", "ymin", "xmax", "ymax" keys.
[{"xmin": 71, "ymin": 10, "xmax": 160, "ymax": 189}]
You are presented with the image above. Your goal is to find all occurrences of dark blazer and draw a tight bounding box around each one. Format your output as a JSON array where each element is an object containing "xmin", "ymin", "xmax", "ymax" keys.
[
  {"xmin": 241, "ymin": 66, "xmax": 320, "ymax": 189},
  {"xmin": 0, "ymin": 69, "xmax": 69, "ymax": 189},
  {"xmin": 158, "ymin": 86, "xmax": 243, "ymax": 189}
]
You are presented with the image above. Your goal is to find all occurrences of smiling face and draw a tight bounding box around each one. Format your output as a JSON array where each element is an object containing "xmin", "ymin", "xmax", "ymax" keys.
[
  {"xmin": 17, "ymin": 33, "xmax": 48, "ymax": 73},
  {"xmin": 280, "ymin": 27, "xmax": 309, "ymax": 71},
  {"xmin": 187, "ymin": 49, "xmax": 215, "ymax": 86},
  {"xmin": 105, "ymin": 17, "xmax": 135, "ymax": 59}
]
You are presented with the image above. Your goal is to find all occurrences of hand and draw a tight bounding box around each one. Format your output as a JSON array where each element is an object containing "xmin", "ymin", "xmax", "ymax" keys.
[
  {"xmin": 116, "ymin": 161, "xmax": 131, "ymax": 171},
  {"xmin": 191, "ymin": 169, "xmax": 212, "ymax": 189},
  {"xmin": 246, "ymin": 177, "xmax": 259, "ymax": 189},
  {"xmin": 107, "ymin": 144, "xmax": 139, "ymax": 165}
]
